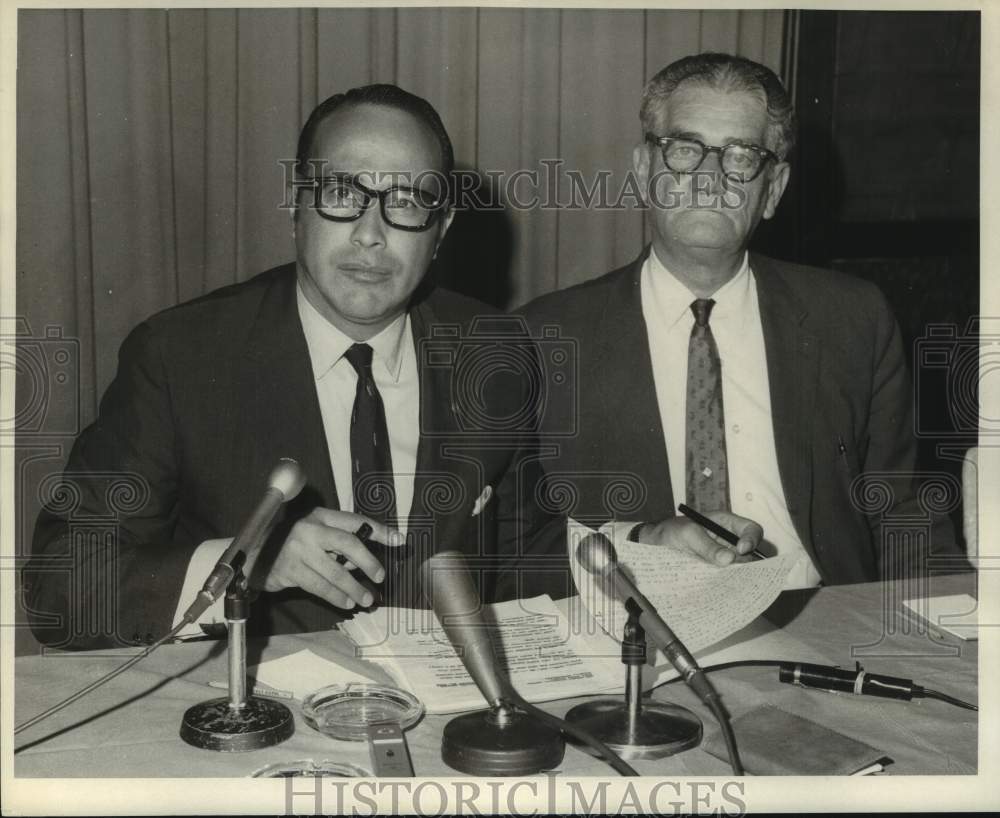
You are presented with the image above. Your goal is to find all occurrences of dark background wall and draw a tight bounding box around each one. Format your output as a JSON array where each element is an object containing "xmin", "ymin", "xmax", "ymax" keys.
[{"xmin": 756, "ymin": 10, "xmax": 980, "ymax": 534}]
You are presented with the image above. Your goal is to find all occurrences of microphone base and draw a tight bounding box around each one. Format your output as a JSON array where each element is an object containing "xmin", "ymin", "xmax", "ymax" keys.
[
  {"xmin": 565, "ymin": 698, "xmax": 702, "ymax": 760},
  {"xmin": 180, "ymin": 696, "xmax": 294, "ymax": 752},
  {"xmin": 442, "ymin": 709, "xmax": 565, "ymax": 775}
]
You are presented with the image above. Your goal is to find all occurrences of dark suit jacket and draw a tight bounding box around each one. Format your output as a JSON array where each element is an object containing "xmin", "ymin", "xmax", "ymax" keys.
[
  {"xmin": 26, "ymin": 264, "xmax": 566, "ymax": 649},
  {"xmin": 518, "ymin": 249, "xmax": 963, "ymax": 585}
]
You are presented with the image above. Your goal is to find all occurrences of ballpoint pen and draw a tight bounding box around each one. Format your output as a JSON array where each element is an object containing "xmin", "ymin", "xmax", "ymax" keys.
[{"xmin": 678, "ymin": 503, "xmax": 767, "ymax": 561}]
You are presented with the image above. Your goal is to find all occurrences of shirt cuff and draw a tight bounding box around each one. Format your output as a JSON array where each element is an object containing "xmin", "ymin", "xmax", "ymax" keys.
[
  {"xmin": 171, "ymin": 538, "xmax": 232, "ymax": 637},
  {"xmin": 599, "ymin": 520, "xmax": 646, "ymax": 547}
]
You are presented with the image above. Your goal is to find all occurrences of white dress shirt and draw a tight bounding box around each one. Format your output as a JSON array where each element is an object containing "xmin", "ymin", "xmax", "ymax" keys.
[
  {"xmin": 638, "ymin": 249, "xmax": 822, "ymax": 590},
  {"xmin": 296, "ymin": 284, "xmax": 419, "ymax": 530},
  {"xmin": 173, "ymin": 284, "xmax": 420, "ymax": 632}
]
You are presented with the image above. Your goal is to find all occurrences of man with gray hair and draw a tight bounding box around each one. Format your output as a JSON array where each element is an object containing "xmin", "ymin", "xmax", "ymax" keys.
[{"xmin": 520, "ymin": 52, "xmax": 962, "ymax": 585}]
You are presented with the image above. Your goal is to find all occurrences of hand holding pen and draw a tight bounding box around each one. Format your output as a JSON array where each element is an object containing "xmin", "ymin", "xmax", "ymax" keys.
[
  {"xmin": 678, "ymin": 504, "xmax": 768, "ymax": 561},
  {"xmin": 631, "ymin": 507, "xmax": 765, "ymax": 566},
  {"xmin": 250, "ymin": 509, "xmax": 406, "ymax": 611}
]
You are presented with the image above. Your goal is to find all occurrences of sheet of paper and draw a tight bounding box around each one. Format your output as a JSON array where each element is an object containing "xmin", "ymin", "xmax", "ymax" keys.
[
  {"xmin": 903, "ymin": 593, "xmax": 979, "ymax": 640},
  {"xmin": 340, "ymin": 595, "xmax": 622, "ymax": 714},
  {"xmin": 232, "ymin": 648, "xmax": 380, "ymax": 700},
  {"xmin": 564, "ymin": 594, "xmax": 828, "ymax": 688},
  {"xmin": 568, "ymin": 519, "xmax": 799, "ymax": 654}
]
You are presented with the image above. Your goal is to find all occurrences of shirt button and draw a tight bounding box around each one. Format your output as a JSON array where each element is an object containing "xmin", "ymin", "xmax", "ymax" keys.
[
  {"xmin": 745, "ymin": 492, "xmax": 753, "ymax": 501},
  {"xmin": 732, "ymin": 424, "xmax": 741, "ymax": 433}
]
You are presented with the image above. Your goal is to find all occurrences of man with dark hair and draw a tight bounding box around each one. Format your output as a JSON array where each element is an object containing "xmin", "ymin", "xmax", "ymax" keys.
[
  {"xmin": 520, "ymin": 53, "xmax": 963, "ymax": 586},
  {"xmin": 296, "ymin": 83, "xmax": 456, "ymax": 180},
  {"xmin": 26, "ymin": 84, "xmax": 551, "ymax": 648}
]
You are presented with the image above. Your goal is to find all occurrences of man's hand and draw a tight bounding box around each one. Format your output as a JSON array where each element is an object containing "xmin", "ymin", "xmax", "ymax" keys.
[
  {"xmin": 636, "ymin": 511, "xmax": 763, "ymax": 566},
  {"xmin": 249, "ymin": 508, "xmax": 406, "ymax": 609}
]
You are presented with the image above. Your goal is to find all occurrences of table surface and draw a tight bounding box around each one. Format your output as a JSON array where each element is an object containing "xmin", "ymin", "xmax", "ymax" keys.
[{"xmin": 13, "ymin": 572, "xmax": 977, "ymax": 778}]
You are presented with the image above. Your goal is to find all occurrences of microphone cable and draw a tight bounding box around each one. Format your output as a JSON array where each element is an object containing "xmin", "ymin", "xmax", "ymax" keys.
[
  {"xmin": 506, "ymin": 692, "xmax": 639, "ymax": 777},
  {"xmin": 705, "ymin": 697, "xmax": 744, "ymax": 776},
  {"xmin": 920, "ymin": 688, "xmax": 977, "ymax": 711},
  {"xmin": 14, "ymin": 619, "xmax": 191, "ymax": 740}
]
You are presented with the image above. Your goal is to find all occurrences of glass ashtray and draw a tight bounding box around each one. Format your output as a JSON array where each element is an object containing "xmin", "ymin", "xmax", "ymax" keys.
[
  {"xmin": 301, "ymin": 682, "xmax": 424, "ymax": 742},
  {"xmin": 251, "ymin": 758, "xmax": 370, "ymax": 777}
]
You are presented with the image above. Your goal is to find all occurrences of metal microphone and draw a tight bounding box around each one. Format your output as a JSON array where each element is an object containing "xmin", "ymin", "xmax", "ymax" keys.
[
  {"xmin": 180, "ymin": 458, "xmax": 306, "ymax": 624},
  {"xmin": 16, "ymin": 459, "xmax": 308, "ymax": 746},
  {"xmin": 575, "ymin": 532, "xmax": 749, "ymax": 775},
  {"xmin": 419, "ymin": 551, "xmax": 565, "ymax": 775},
  {"xmin": 179, "ymin": 458, "xmax": 306, "ymax": 752},
  {"xmin": 420, "ymin": 551, "xmax": 507, "ymax": 708},
  {"xmin": 576, "ymin": 533, "xmax": 717, "ymax": 706}
]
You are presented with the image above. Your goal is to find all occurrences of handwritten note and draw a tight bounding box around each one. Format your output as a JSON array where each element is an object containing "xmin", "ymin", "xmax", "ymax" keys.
[{"xmin": 568, "ymin": 519, "xmax": 799, "ymax": 654}]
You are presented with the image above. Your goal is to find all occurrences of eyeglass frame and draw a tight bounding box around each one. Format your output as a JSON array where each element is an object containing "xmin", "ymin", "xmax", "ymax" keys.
[
  {"xmin": 299, "ymin": 172, "xmax": 449, "ymax": 232},
  {"xmin": 644, "ymin": 132, "xmax": 778, "ymax": 183}
]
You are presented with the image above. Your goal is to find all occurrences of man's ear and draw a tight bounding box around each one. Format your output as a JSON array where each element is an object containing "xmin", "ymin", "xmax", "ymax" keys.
[
  {"xmin": 762, "ymin": 161, "xmax": 790, "ymax": 220},
  {"xmin": 288, "ymin": 178, "xmax": 306, "ymax": 236},
  {"xmin": 633, "ymin": 143, "xmax": 652, "ymax": 204},
  {"xmin": 434, "ymin": 207, "xmax": 456, "ymax": 256}
]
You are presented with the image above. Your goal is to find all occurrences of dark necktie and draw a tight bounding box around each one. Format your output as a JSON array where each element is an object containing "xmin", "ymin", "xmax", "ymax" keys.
[
  {"xmin": 685, "ymin": 298, "xmax": 730, "ymax": 512},
  {"xmin": 344, "ymin": 343, "xmax": 397, "ymax": 525}
]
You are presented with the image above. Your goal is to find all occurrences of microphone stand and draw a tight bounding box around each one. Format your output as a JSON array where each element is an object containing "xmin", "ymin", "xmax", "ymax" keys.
[
  {"xmin": 440, "ymin": 685, "xmax": 566, "ymax": 776},
  {"xmin": 179, "ymin": 566, "xmax": 294, "ymax": 752},
  {"xmin": 565, "ymin": 599, "xmax": 702, "ymax": 759}
]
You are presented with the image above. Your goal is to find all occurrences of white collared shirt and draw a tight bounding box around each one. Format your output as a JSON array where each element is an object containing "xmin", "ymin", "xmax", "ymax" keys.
[
  {"xmin": 296, "ymin": 284, "xmax": 419, "ymax": 531},
  {"xmin": 640, "ymin": 249, "xmax": 822, "ymax": 590},
  {"xmin": 173, "ymin": 283, "xmax": 420, "ymax": 632}
]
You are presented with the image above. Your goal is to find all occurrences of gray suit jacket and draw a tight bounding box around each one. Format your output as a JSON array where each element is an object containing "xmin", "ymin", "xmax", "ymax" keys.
[{"xmin": 518, "ymin": 249, "xmax": 964, "ymax": 584}]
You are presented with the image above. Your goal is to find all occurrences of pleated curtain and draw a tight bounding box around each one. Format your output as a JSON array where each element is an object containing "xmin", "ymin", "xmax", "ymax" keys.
[{"xmin": 14, "ymin": 7, "xmax": 784, "ymax": 653}]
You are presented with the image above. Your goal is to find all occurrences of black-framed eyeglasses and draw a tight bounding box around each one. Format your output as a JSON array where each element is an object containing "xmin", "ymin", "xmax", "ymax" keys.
[
  {"xmin": 644, "ymin": 133, "xmax": 777, "ymax": 183},
  {"xmin": 303, "ymin": 174, "xmax": 447, "ymax": 231}
]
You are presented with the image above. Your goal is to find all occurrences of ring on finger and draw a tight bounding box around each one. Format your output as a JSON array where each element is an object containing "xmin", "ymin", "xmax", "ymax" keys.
[{"xmin": 325, "ymin": 550, "xmax": 356, "ymax": 571}]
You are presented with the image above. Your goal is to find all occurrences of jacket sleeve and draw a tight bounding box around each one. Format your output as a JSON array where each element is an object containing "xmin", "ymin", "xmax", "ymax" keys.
[
  {"xmin": 24, "ymin": 321, "xmax": 199, "ymax": 649},
  {"xmin": 861, "ymin": 289, "xmax": 968, "ymax": 579},
  {"xmin": 490, "ymin": 445, "xmax": 574, "ymax": 603},
  {"xmin": 486, "ymin": 334, "xmax": 573, "ymax": 603}
]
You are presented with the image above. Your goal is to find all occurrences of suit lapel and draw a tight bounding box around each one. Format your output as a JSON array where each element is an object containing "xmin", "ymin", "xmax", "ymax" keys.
[
  {"xmin": 751, "ymin": 253, "xmax": 818, "ymax": 550},
  {"xmin": 407, "ymin": 296, "xmax": 474, "ymax": 559},
  {"xmin": 241, "ymin": 265, "xmax": 339, "ymax": 515},
  {"xmin": 591, "ymin": 249, "xmax": 675, "ymax": 517}
]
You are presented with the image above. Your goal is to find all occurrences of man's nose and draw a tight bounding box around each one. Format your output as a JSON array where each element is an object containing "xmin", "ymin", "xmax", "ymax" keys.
[
  {"xmin": 350, "ymin": 201, "xmax": 388, "ymax": 247},
  {"xmin": 703, "ymin": 149, "xmax": 727, "ymax": 173},
  {"xmin": 701, "ymin": 150, "xmax": 728, "ymax": 194}
]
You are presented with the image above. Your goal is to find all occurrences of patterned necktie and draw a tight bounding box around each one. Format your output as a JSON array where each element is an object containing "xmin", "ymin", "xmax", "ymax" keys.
[
  {"xmin": 344, "ymin": 343, "xmax": 397, "ymax": 525},
  {"xmin": 685, "ymin": 298, "xmax": 730, "ymax": 512}
]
